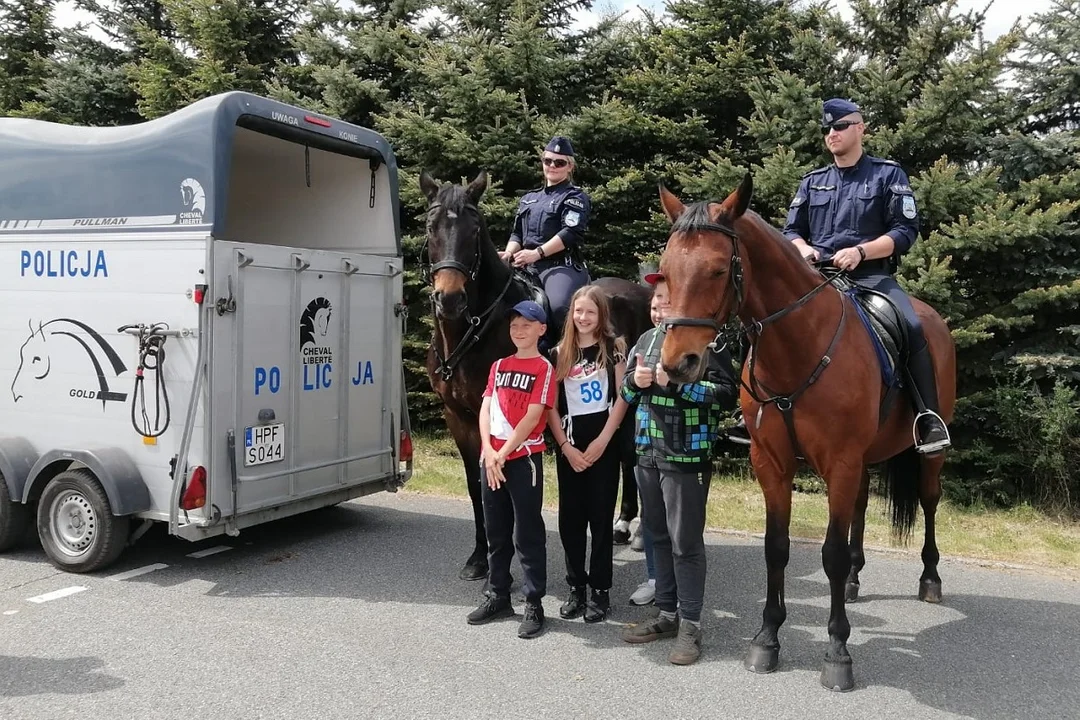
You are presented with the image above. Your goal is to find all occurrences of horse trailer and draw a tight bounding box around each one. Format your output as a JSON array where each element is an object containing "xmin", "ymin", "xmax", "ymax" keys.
[{"xmin": 0, "ymin": 92, "xmax": 413, "ymax": 573}]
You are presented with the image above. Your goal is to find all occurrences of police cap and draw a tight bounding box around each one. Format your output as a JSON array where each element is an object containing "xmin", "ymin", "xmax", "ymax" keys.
[{"xmin": 822, "ymin": 98, "xmax": 861, "ymax": 127}]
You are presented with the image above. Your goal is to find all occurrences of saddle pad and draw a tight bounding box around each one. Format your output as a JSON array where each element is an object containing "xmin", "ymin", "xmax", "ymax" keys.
[{"xmin": 845, "ymin": 290, "xmax": 902, "ymax": 389}]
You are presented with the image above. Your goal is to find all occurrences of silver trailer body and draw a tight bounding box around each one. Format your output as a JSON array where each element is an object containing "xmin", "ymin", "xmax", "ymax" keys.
[{"xmin": 0, "ymin": 92, "xmax": 413, "ymax": 572}]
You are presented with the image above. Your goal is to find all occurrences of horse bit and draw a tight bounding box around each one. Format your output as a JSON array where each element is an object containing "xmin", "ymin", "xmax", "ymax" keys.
[{"xmin": 420, "ymin": 202, "xmax": 514, "ymax": 381}]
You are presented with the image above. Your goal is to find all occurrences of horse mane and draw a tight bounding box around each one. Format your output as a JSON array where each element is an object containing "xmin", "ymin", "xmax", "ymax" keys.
[{"xmin": 672, "ymin": 199, "xmax": 823, "ymax": 288}]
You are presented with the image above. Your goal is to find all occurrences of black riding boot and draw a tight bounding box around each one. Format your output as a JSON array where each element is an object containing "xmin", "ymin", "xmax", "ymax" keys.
[{"xmin": 906, "ymin": 343, "xmax": 951, "ymax": 455}]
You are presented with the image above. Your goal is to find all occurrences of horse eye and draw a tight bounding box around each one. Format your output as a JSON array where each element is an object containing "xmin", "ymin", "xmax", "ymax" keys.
[{"xmin": 713, "ymin": 268, "xmax": 727, "ymax": 278}]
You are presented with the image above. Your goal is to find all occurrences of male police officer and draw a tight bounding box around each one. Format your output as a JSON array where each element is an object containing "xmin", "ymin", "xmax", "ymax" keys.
[
  {"xmin": 773, "ymin": 97, "xmax": 950, "ymax": 455},
  {"xmin": 501, "ymin": 137, "xmax": 593, "ymax": 346}
]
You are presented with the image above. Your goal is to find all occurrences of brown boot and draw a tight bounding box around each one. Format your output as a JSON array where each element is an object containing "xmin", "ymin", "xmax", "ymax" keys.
[{"xmin": 668, "ymin": 620, "xmax": 702, "ymax": 665}]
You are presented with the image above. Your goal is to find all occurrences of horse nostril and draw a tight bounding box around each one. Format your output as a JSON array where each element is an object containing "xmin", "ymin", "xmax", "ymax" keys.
[{"xmin": 684, "ymin": 354, "xmax": 701, "ymax": 374}]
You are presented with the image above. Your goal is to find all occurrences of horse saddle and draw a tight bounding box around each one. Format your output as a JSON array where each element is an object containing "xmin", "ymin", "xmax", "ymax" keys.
[
  {"xmin": 832, "ymin": 275, "xmax": 907, "ymax": 389},
  {"xmin": 514, "ymin": 269, "xmax": 554, "ymax": 328}
]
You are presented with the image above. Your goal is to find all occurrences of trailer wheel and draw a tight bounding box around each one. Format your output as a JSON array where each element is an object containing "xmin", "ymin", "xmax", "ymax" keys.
[
  {"xmin": 0, "ymin": 473, "xmax": 31, "ymax": 552},
  {"xmin": 37, "ymin": 468, "xmax": 129, "ymax": 573}
]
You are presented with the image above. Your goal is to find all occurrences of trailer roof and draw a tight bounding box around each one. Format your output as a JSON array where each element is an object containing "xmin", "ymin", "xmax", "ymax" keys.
[{"xmin": 0, "ymin": 91, "xmax": 400, "ymax": 237}]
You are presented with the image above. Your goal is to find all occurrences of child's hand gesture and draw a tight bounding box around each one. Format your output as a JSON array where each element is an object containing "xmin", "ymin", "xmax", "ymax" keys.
[
  {"xmin": 484, "ymin": 446, "xmax": 506, "ymax": 489},
  {"xmin": 655, "ymin": 362, "xmax": 670, "ymax": 387},
  {"xmin": 563, "ymin": 444, "xmax": 592, "ymax": 472},
  {"xmin": 633, "ymin": 353, "xmax": 654, "ymax": 388}
]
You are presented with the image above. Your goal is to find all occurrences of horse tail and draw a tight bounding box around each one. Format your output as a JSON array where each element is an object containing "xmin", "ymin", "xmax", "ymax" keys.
[{"xmin": 881, "ymin": 445, "xmax": 920, "ymax": 543}]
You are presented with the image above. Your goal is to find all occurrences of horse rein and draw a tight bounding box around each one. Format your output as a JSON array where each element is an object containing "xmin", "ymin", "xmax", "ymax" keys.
[
  {"xmin": 660, "ymin": 218, "xmax": 848, "ymax": 458},
  {"xmin": 420, "ymin": 201, "xmax": 515, "ymax": 381}
]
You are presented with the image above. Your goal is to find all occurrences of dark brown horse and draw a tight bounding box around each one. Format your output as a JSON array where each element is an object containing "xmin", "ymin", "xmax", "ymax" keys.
[
  {"xmin": 655, "ymin": 174, "xmax": 956, "ymax": 692},
  {"xmin": 418, "ymin": 170, "xmax": 652, "ymax": 582}
]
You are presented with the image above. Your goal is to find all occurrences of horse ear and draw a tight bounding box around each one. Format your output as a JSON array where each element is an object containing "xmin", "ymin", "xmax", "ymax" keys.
[
  {"xmin": 721, "ymin": 171, "xmax": 754, "ymax": 220},
  {"xmin": 658, "ymin": 183, "xmax": 685, "ymax": 224},
  {"xmin": 419, "ymin": 170, "xmax": 440, "ymax": 203},
  {"xmin": 466, "ymin": 170, "xmax": 488, "ymax": 205}
]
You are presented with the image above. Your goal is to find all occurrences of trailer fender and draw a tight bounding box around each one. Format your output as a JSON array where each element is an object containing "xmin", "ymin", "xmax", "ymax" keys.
[
  {"xmin": 0, "ymin": 437, "xmax": 39, "ymax": 506},
  {"xmin": 23, "ymin": 448, "xmax": 151, "ymax": 516}
]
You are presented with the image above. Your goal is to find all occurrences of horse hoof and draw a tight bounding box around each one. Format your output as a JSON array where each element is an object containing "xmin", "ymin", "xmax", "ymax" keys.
[
  {"xmin": 460, "ymin": 561, "xmax": 488, "ymax": 581},
  {"xmin": 744, "ymin": 644, "xmax": 779, "ymax": 674},
  {"xmin": 820, "ymin": 657, "xmax": 855, "ymax": 692},
  {"xmin": 919, "ymin": 579, "xmax": 942, "ymax": 603},
  {"xmin": 845, "ymin": 581, "xmax": 860, "ymax": 603}
]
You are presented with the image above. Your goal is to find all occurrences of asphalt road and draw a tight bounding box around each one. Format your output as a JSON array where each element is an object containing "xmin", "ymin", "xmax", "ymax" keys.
[{"xmin": 2, "ymin": 491, "xmax": 1078, "ymax": 720}]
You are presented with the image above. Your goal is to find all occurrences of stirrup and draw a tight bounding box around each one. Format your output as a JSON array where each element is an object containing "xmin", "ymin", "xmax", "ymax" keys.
[{"xmin": 912, "ymin": 410, "xmax": 952, "ymax": 455}]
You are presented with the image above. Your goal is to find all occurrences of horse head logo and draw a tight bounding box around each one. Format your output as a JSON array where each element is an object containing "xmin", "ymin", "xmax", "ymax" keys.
[
  {"xmin": 10, "ymin": 318, "xmax": 128, "ymax": 408},
  {"xmin": 299, "ymin": 297, "xmax": 333, "ymax": 348},
  {"xmin": 12, "ymin": 319, "xmax": 52, "ymax": 402},
  {"xmin": 181, "ymin": 178, "xmax": 206, "ymax": 214}
]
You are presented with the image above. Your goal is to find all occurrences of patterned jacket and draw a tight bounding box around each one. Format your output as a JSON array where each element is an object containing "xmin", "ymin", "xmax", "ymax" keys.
[{"xmin": 620, "ymin": 326, "xmax": 738, "ymax": 473}]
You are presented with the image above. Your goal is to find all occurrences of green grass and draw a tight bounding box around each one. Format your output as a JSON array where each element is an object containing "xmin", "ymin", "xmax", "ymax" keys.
[{"xmin": 404, "ymin": 432, "xmax": 1080, "ymax": 575}]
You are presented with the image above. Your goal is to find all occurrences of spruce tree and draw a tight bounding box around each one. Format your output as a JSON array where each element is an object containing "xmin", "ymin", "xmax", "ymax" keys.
[{"xmin": 0, "ymin": 0, "xmax": 56, "ymax": 116}]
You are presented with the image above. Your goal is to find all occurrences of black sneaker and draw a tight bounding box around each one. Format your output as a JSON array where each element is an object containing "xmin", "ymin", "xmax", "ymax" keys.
[
  {"xmin": 584, "ymin": 589, "xmax": 610, "ymax": 624},
  {"xmin": 726, "ymin": 415, "xmax": 751, "ymax": 446},
  {"xmin": 467, "ymin": 594, "xmax": 514, "ymax": 625},
  {"xmin": 559, "ymin": 587, "xmax": 587, "ymax": 619},
  {"xmin": 518, "ymin": 601, "xmax": 545, "ymax": 639}
]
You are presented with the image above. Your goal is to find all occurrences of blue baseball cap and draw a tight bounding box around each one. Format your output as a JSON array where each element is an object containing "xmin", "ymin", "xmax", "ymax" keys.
[
  {"xmin": 822, "ymin": 98, "xmax": 861, "ymax": 127},
  {"xmin": 510, "ymin": 300, "xmax": 547, "ymax": 324},
  {"xmin": 544, "ymin": 136, "xmax": 574, "ymax": 157}
]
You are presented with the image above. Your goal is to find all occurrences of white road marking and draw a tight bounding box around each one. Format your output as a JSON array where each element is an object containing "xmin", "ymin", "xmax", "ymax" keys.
[
  {"xmin": 27, "ymin": 586, "xmax": 87, "ymax": 603},
  {"xmin": 187, "ymin": 545, "xmax": 232, "ymax": 559},
  {"xmin": 3, "ymin": 610, "xmax": 18, "ymax": 615},
  {"xmin": 106, "ymin": 563, "xmax": 169, "ymax": 581}
]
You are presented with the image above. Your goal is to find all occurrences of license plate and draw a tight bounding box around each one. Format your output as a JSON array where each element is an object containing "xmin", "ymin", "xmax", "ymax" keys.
[{"xmin": 244, "ymin": 423, "xmax": 285, "ymax": 467}]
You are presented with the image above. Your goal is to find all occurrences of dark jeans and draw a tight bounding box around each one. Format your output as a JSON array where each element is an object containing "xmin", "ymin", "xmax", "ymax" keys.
[
  {"xmin": 637, "ymin": 465, "xmax": 712, "ymax": 622},
  {"xmin": 481, "ymin": 454, "xmax": 546, "ymax": 603},
  {"xmin": 557, "ymin": 434, "xmax": 620, "ymax": 590}
]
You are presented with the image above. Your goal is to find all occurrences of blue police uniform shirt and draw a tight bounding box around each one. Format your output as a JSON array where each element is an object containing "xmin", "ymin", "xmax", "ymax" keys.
[
  {"xmin": 510, "ymin": 180, "xmax": 591, "ymax": 267},
  {"xmin": 782, "ymin": 153, "xmax": 919, "ymax": 259}
]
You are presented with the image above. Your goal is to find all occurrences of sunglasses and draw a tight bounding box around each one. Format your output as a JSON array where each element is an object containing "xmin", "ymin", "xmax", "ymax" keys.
[
  {"xmin": 822, "ymin": 120, "xmax": 860, "ymax": 134},
  {"xmin": 542, "ymin": 157, "xmax": 569, "ymax": 168}
]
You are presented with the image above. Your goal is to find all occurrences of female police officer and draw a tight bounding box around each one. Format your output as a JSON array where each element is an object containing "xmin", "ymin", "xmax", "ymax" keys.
[
  {"xmin": 782, "ymin": 98, "xmax": 951, "ymax": 456},
  {"xmin": 499, "ymin": 136, "xmax": 592, "ymax": 344}
]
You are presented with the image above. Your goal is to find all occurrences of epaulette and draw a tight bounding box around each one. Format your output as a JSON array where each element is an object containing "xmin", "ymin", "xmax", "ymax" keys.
[
  {"xmin": 801, "ymin": 166, "xmax": 829, "ymax": 178},
  {"xmin": 868, "ymin": 156, "xmax": 900, "ymax": 167}
]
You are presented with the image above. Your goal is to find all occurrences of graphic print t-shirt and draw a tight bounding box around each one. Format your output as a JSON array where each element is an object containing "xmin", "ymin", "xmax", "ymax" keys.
[{"xmin": 484, "ymin": 354, "xmax": 555, "ymax": 462}]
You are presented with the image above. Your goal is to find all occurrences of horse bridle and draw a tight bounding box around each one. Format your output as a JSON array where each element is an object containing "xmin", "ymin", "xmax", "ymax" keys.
[
  {"xmin": 420, "ymin": 201, "xmax": 515, "ymax": 381},
  {"xmin": 660, "ymin": 218, "xmax": 848, "ymax": 458}
]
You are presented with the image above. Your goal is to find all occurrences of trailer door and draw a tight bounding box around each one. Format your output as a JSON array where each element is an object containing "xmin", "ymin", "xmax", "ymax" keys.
[{"xmin": 207, "ymin": 240, "xmax": 403, "ymax": 518}]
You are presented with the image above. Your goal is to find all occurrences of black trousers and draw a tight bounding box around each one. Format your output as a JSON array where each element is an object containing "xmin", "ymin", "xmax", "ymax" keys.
[
  {"xmin": 481, "ymin": 453, "xmax": 546, "ymax": 603},
  {"xmin": 557, "ymin": 435, "xmax": 621, "ymax": 590}
]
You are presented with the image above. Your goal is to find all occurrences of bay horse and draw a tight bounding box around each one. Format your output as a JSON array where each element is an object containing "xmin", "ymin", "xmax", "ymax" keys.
[
  {"xmin": 655, "ymin": 173, "xmax": 955, "ymax": 692},
  {"xmin": 418, "ymin": 170, "xmax": 652, "ymax": 582}
]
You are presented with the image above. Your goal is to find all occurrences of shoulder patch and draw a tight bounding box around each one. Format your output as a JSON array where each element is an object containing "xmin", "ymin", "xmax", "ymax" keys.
[
  {"xmin": 902, "ymin": 195, "xmax": 917, "ymax": 219},
  {"xmin": 564, "ymin": 210, "xmax": 581, "ymax": 227},
  {"xmin": 891, "ymin": 183, "xmax": 913, "ymax": 194},
  {"xmin": 564, "ymin": 196, "xmax": 585, "ymax": 209},
  {"xmin": 789, "ymin": 195, "xmax": 805, "ymax": 208}
]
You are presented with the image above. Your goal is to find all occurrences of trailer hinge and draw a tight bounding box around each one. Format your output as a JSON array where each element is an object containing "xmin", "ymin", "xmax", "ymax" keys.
[
  {"xmin": 216, "ymin": 274, "xmax": 237, "ymax": 316},
  {"xmin": 394, "ymin": 303, "xmax": 409, "ymax": 332},
  {"xmin": 369, "ymin": 157, "xmax": 381, "ymax": 208}
]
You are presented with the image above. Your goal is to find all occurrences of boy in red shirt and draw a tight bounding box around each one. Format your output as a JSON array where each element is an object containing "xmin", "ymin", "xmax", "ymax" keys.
[{"xmin": 468, "ymin": 300, "xmax": 556, "ymax": 638}]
